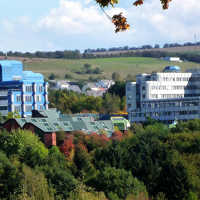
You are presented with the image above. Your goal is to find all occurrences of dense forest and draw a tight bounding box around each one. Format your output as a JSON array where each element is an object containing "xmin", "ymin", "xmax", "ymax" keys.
[{"xmin": 1, "ymin": 118, "xmax": 200, "ymax": 199}]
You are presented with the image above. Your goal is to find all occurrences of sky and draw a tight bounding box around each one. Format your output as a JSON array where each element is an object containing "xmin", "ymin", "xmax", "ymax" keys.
[{"xmin": 0, "ymin": 0, "xmax": 200, "ymax": 52}]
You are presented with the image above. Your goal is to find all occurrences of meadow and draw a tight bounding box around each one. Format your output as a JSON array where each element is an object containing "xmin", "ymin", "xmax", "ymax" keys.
[{"xmin": 24, "ymin": 57, "xmax": 200, "ymax": 80}]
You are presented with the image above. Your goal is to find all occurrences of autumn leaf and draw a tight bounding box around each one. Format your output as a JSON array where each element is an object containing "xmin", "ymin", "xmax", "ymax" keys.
[
  {"xmin": 96, "ymin": 0, "xmax": 118, "ymax": 7},
  {"xmin": 133, "ymin": 0, "xmax": 143, "ymax": 6},
  {"xmin": 160, "ymin": 0, "xmax": 172, "ymax": 9},
  {"xmin": 112, "ymin": 13, "xmax": 130, "ymax": 33}
]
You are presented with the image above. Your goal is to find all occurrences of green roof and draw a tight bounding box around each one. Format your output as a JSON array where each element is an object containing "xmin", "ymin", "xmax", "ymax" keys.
[{"xmin": 14, "ymin": 115, "xmax": 114, "ymax": 135}]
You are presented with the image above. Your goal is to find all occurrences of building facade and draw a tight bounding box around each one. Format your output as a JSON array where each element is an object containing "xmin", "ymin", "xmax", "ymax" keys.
[
  {"xmin": 126, "ymin": 66, "xmax": 200, "ymax": 123},
  {"xmin": 0, "ymin": 60, "xmax": 48, "ymax": 117}
]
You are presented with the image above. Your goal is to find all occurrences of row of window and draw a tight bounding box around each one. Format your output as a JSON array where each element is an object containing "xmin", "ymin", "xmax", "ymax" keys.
[
  {"xmin": 160, "ymin": 94, "xmax": 184, "ymax": 99},
  {"xmin": 0, "ymin": 106, "xmax": 8, "ymax": 110},
  {"xmin": 149, "ymin": 94, "xmax": 184, "ymax": 99},
  {"xmin": 16, "ymin": 95, "xmax": 42, "ymax": 102},
  {"xmin": 14, "ymin": 105, "xmax": 44, "ymax": 113},
  {"xmin": 24, "ymin": 85, "xmax": 44, "ymax": 93},
  {"xmin": 151, "ymin": 85, "xmax": 167, "ymax": 90},
  {"xmin": 161, "ymin": 77, "xmax": 190, "ymax": 82},
  {"xmin": 151, "ymin": 85, "xmax": 186, "ymax": 90},
  {"xmin": 0, "ymin": 96, "xmax": 7, "ymax": 100},
  {"xmin": 151, "ymin": 85, "xmax": 200, "ymax": 91},
  {"xmin": 131, "ymin": 110, "xmax": 198, "ymax": 118},
  {"xmin": 142, "ymin": 101, "xmax": 199, "ymax": 109}
]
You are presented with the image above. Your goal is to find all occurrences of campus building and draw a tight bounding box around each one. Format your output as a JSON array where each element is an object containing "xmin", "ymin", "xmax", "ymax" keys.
[
  {"xmin": 0, "ymin": 60, "xmax": 48, "ymax": 117},
  {"xmin": 126, "ymin": 66, "xmax": 200, "ymax": 123}
]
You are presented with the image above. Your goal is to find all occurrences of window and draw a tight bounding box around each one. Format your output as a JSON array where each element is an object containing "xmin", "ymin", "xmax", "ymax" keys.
[
  {"xmin": 25, "ymin": 105, "xmax": 32, "ymax": 112},
  {"xmin": 38, "ymin": 85, "xmax": 43, "ymax": 92},
  {"xmin": 0, "ymin": 106, "xmax": 8, "ymax": 110},
  {"xmin": 38, "ymin": 105, "xmax": 43, "ymax": 110},
  {"xmin": 36, "ymin": 95, "xmax": 41, "ymax": 102},
  {"xmin": 25, "ymin": 95, "xmax": 32, "ymax": 102},
  {"xmin": 25, "ymin": 85, "xmax": 32, "ymax": 92},
  {"xmin": 14, "ymin": 105, "xmax": 21, "ymax": 112},
  {"xmin": 16, "ymin": 95, "xmax": 21, "ymax": 102},
  {"xmin": 127, "ymin": 87, "xmax": 131, "ymax": 91},
  {"xmin": 128, "ymin": 96, "xmax": 132, "ymax": 100},
  {"xmin": 0, "ymin": 96, "xmax": 7, "ymax": 100}
]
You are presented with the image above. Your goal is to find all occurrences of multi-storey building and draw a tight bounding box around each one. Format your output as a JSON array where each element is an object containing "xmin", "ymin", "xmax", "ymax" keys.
[
  {"xmin": 0, "ymin": 60, "xmax": 48, "ymax": 117},
  {"xmin": 126, "ymin": 66, "xmax": 200, "ymax": 123}
]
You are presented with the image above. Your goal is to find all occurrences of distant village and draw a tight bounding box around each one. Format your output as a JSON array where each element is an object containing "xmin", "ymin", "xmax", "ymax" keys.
[{"xmin": 49, "ymin": 79, "xmax": 115, "ymax": 97}]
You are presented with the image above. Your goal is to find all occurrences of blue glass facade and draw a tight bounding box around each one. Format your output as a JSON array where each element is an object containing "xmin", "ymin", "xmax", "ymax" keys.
[{"xmin": 0, "ymin": 60, "xmax": 48, "ymax": 117}]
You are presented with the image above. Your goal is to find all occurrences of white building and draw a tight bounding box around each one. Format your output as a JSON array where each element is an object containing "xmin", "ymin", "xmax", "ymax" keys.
[
  {"xmin": 163, "ymin": 57, "xmax": 182, "ymax": 62},
  {"xmin": 126, "ymin": 66, "xmax": 200, "ymax": 123}
]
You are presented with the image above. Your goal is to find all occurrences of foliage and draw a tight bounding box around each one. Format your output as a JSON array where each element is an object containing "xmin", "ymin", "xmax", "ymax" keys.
[
  {"xmin": 59, "ymin": 135, "xmax": 75, "ymax": 160},
  {"xmin": 74, "ymin": 143, "xmax": 97, "ymax": 184},
  {"xmin": 76, "ymin": 63, "xmax": 103, "ymax": 75},
  {"xmin": 48, "ymin": 73, "xmax": 57, "ymax": 80},
  {"xmin": 112, "ymin": 72, "xmax": 121, "ymax": 81},
  {"xmin": 41, "ymin": 146, "xmax": 78, "ymax": 199},
  {"xmin": 6, "ymin": 111, "xmax": 21, "ymax": 120},
  {"xmin": 94, "ymin": 167, "xmax": 147, "ymax": 199},
  {"xmin": 0, "ymin": 151, "xmax": 22, "ymax": 198},
  {"xmin": 68, "ymin": 181, "xmax": 107, "ymax": 200},
  {"xmin": 18, "ymin": 165, "xmax": 54, "ymax": 200},
  {"xmin": 107, "ymin": 81, "xmax": 125, "ymax": 97},
  {"xmin": 64, "ymin": 73, "xmax": 73, "ymax": 79},
  {"xmin": 49, "ymin": 89, "xmax": 125, "ymax": 114},
  {"xmin": 96, "ymin": 0, "xmax": 171, "ymax": 32},
  {"xmin": 3, "ymin": 119, "xmax": 200, "ymax": 199},
  {"xmin": 0, "ymin": 129, "xmax": 48, "ymax": 167}
]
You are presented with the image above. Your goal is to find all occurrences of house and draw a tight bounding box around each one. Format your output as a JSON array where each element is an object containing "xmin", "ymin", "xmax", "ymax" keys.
[{"xmin": 2, "ymin": 109, "xmax": 115, "ymax": 147}]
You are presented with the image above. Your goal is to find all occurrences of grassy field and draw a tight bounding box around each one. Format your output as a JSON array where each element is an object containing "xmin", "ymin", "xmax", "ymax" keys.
[{"xmin": 23, "ymin": 57, "xmax": 200, "ymax": 80}]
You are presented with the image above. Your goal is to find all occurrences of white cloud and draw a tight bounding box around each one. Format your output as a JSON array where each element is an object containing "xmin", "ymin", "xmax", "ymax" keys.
[
  {"xmin": 1, "ymin": 0, "xmax": 200, "ymax": 51},
  {"xmin": 37, "ymin": 0, "xmax": 120, "ymax": 35},
  {"xmin": 126, "ymin": 0, "xmax": 200, "ymax": 43}
]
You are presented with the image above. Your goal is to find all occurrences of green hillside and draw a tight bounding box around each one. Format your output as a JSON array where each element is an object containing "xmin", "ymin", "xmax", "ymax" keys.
[{"xmin": 24, "ymin": 57, "xmax": 200, "ymax": 80}]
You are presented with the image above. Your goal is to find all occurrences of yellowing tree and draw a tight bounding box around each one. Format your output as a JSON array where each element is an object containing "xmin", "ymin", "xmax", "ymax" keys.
[{"xmin": 96, "ymin": 0, "xmax": 172, "ymax": 32}]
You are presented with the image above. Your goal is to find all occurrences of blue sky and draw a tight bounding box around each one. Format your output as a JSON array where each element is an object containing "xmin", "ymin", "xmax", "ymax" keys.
[{"xmin": 0, "ymin": 0, "xmax": 199, "ymax": 52}]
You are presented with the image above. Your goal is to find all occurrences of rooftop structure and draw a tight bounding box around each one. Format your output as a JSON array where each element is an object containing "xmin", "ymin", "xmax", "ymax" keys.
[
  {"xmin": 126, "ymin": 66, "xmax": 200, "ymax": 123},
  {"xmin": 3, "ymin": 109, "xmax": 115, "ymax": 136},
  {"xmin": 0, "ymin": 60, "xmax": 48, "ymax": 117},
  {"xmin": 110, "ymin": 116, "xmax": 130, "ymax": 131}
]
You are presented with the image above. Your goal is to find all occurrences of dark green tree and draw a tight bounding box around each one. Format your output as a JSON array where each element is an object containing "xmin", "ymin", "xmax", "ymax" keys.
[{"xmin": 112, "ymin": 72, "xmax": 121, "ymax": 81}]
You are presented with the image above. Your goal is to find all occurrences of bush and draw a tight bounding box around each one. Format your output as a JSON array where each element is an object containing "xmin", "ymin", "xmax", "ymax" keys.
[
  {"xmin": 95, "ymin": 167, "xmax": 147, "ymax": 199},
  {"xmin": 0, "ymin": 129, "xmax": 48, "ymax": 167},
  {"xmin": 48, "ymin": 73, "xmax": 57, "ymax": 80}
]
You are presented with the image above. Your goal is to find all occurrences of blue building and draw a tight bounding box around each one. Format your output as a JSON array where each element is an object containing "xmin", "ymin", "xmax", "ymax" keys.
[{"xmin": 0, "ymin": 60, "xmax": 48, "ymax": 117}]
